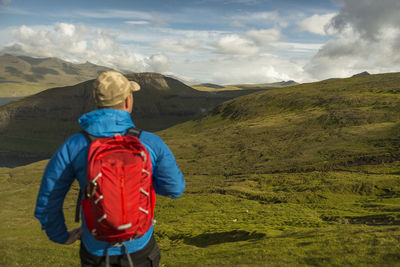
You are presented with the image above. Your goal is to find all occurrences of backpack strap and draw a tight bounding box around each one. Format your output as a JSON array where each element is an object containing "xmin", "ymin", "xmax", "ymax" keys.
[
  {"xmin": 75, "ymin": 131, "xmax": 97, "ymax": 223},
  {"xmin": 75, "ymin": 191, "xmax": 82, "ymax": 223},
  {"xmin": 125, "ymin": 127, "xmax": 142, "ymax": 138},
  {"xmin": 80, "ymin": 131, "xmax": 99, "ymax": 143}
]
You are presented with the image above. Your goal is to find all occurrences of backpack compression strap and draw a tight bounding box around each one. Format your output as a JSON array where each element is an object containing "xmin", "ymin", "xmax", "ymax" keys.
[{"xmin": 74, "ymin": 127, "xmax": 143, "ymax": 223}]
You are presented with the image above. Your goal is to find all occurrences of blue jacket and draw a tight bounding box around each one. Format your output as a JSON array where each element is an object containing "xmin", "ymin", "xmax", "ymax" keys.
[{"xmin": 34, "ymin": 109, "xmax": 185, "ymax": 256}]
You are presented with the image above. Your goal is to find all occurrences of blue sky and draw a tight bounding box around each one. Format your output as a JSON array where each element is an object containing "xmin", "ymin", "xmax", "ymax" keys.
[{"xmin": 1, "ymin": 0, "xmax": 400, "ymax": 84}]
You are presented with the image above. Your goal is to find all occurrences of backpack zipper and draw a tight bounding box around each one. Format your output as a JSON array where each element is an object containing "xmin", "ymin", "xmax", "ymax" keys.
[{"xmin": 120, "ymin": 175, "xmax": 127, "ymax": 224}]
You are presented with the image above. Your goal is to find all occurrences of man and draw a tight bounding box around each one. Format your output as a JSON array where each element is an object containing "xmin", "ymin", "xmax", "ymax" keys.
[{"xmin": 34, "ymin": 71, "xmax": 185, "ymax": 266}]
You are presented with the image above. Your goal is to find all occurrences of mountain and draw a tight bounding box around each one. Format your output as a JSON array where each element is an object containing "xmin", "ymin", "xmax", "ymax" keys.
[
  {"xmin": 0, "ymin": 72, "xmax": 261, "ymax": 167},
  {"xmin": 160, "ymin": 72, "xmax": 400, "ymax": 176},
  {"xmin": 276, "ymin": 80, "xmax": 298, "ymax": 86},
  {"xmin": 0, "ymin": 54, "xmax": 113, "ymax": 97},
  {"xmin": 192, "ymin": 80, "xmax": 299, "ymax": 91},
  {"xmin": 192, "ymin": 83, "xmax": 225, "ymax": 90},
  {"xmin": 352, "ymin": 71, "xmax": 370, "ymax": 77}
]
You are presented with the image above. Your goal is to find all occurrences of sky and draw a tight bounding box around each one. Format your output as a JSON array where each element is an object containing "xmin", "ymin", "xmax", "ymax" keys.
[{"xmin": 1, "ymin": 0, "xmax": 400, "ymax": 84}]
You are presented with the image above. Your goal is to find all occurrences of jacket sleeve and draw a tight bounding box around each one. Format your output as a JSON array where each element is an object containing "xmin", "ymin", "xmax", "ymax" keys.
[
  {"xmin": 151, "ymin": 136, "xmax": 185, "ymax": 198},
  {"xmin": 34, "ymin": 138, "xmax": 77, "ymax": 244}
]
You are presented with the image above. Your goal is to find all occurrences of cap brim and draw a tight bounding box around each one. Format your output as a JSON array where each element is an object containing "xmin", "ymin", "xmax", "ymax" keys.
[{"xmin": 130, "ymin": 81, "xmax": 141, "ymax": 92}]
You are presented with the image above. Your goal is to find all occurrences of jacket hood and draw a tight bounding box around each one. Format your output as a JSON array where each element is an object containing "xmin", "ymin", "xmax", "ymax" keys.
[{"xmin": 78, "ymin": 109, "xmax": 134, "ymax": 137}]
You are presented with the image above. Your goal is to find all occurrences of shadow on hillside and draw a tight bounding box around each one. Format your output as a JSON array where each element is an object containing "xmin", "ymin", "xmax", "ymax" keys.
[
  {"xmin": 178, "ymin": 230, "xmax": 266, "ymax": 248},
  {"xmin": 321, "ymin": 213, "xmax": 400, "ymax": 226},
  {"xmin": 0, "ymin": 152, "xmax": 48, "ymax": 168}
]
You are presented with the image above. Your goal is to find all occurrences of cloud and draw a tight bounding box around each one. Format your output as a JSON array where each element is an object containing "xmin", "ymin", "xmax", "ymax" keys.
[
  {"xmin": 1, "ymin": 23, "xmax": 171, "ymax": 74},
  {"xmin": 329, "ymin": 0, "xmax": 400, "ymax": 40},
  {"xmin": 230, "ymin": 11, "xmax": 287, "ymax": 28},
  {"xmin": 156, "ymin": 39, "xmax": 200, "ymax": 53},
  {"xmin": 212, "ymin": 34, "xmax": 258, "ymax": 55},
  {"xmin": 125, "ymin": 20, "xmax": 149, "ymax": 25},
  {"xmin": 245, "ymin": 28, "xmax": 281, "ymax": 45},
  {"xmin": 305, "ymin": 0, "xmax": 400, "ymax": 80},
  {"xmin": 77, "ymin": 9, "xmax": 151, "ymax": 20},
  {"xmin": 9, "ymin": 23, "xmax": 88, "ymax": 56},
  {"xmin": 297, "ymin": 13, "xmax": 336, "ymax": 35},
  {"xmin": 181, "ymin": 53, "xmax": 307, "ymax": 84}
]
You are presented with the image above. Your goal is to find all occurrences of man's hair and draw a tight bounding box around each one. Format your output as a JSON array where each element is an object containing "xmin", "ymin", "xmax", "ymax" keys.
[
  {"xmin": 97, "ymin": 94, "xmax": 133, "ymax": 110},
  {"xmin": 99, "ymin": 101, "xmax": 124, "ymax": 110}
]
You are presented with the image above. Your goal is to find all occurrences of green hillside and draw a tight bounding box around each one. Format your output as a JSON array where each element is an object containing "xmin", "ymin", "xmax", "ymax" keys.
[
  {"xmin": 163, "ymin": 72, "xmax": 400, "ymax": 176},
  {"xmin": 1, "ymin": 72, "xmax": 400, "ymax": 266},
  {"xmin": 0, "ymin": 54, "xmax": 112, "ymax": 97},
  {"xmin": 192, "ymin": 80, "xmax": 298, "ymax": 92}
]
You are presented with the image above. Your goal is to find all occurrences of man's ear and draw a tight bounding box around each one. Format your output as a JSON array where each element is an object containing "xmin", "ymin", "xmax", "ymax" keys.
[{"xmin": 124, "ymin": 96, "xmax": 130, "ymax": 109}]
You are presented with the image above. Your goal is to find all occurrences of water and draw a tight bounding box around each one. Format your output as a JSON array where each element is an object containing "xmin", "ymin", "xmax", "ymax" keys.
[
  {"xmin": 0, "ymin": 97, "xmax": 19, "ymax": 107},
  {"xmin": 0, "ymin": 81, "xmax": 21, "ymax": 84}
]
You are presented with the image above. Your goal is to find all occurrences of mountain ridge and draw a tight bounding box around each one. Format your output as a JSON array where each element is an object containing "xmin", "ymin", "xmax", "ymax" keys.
[{"xmin": 0, "ymin": 54, "xmax": 113, "ymax": 97}]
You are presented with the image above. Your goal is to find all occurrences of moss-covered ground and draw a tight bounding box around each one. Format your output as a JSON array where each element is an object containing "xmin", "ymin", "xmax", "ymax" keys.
[{"xmin": 1, "ymin": 162, "xmax": 400, "ymax": 266}]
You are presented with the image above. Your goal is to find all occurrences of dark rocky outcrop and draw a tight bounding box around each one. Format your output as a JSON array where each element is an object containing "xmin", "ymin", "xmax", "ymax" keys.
[{"xmin": 352, "ymin": 71, "xmax": 370, "ymax": 77}]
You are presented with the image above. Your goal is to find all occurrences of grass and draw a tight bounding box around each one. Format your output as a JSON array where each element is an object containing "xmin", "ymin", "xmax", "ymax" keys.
[
  {"xmin": 160, "ymin": 73, "xmax": 400, "ymax": 176},
  {"xmin": 0, "ymin": 54, "xmax": 111, "ymax": 97},
  {"xmin": 0, "ymin": 83, "xmax": 47, "ymax": 97},
  {"xmin": 1, "ymin": 162, "xmax": 400, "ymax": 266}
]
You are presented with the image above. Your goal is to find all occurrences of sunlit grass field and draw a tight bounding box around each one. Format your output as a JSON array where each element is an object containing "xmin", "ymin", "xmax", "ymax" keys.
[{"xmin": 1, "ymin": 162, "xmax": 400, "ymax": 266}]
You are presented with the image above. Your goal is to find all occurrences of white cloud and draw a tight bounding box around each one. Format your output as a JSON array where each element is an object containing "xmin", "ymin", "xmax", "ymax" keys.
[
  {"xmin": 233, "ymin": 11, "xmax": 279, "ymax": 22},
  {"xmin": 77, "ymin": 9, "xmax": 152, "ymax": 20},
  {"xmin": 1, "ymin": 23, "xmax": 171, "ymax": 74},
  {"xmin": 274, "ymin": 42, "xmax": 324, "ymax": 53},
  {"xmin": 156, "ymin": 39, "xmax": 200, "ymax": 54},
  {"xmin": 188, "ymin": 53, "xmax": 307, "ymax": 84},
  {"xmin": 245, "ymin": 28, "xmax": 281, "ymax": 45},
  {"xmin": 298, "ymin": 13, "xmax": 336, "ymax": 35},
  {"xmin": 125, "ymin": 20, "xmax": 149, "ymax": 25},
  {"xmin": 146, "ymin": 54, "xmax": 170, "ymax": 73},
  {"xmin": 230, "ymin": 11, "xmax": 287, "ymax": 28},
  {"xmin": 212, "ymin": 34, "xmax": 258, "ymax": 55}
]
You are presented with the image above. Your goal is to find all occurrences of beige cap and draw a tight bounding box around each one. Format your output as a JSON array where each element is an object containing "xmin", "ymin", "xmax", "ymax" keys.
[{"xmin": 93, "ymin": 71, "xmax": 141, "ymax": 107}]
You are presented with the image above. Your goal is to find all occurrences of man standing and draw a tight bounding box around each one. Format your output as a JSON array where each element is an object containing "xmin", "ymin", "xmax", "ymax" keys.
[{"xmin": 34, "ymin": 71, "xmax": 185, "ymax": 266}]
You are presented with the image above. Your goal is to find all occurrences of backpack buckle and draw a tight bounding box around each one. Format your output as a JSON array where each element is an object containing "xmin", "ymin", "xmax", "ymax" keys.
[
  {"xmin": 87, "ymin": 180, "xmax": 98, "ymax": 198},
  {"xmin": 86, "ymin": 172, "xmax": 102, "ymax": 198}
]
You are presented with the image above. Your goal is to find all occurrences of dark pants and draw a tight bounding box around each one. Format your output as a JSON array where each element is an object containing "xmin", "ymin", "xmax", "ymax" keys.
[{"xmin": 80, "ymin": 235, "xmax": 161, "ymax": 267}]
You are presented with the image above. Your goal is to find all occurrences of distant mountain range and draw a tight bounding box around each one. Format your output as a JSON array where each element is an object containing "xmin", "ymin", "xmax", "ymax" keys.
[
  {"xmin": 0, "ymin": 54, "xmax": 112, "ymax": 97},
  {"xmin": 192, "ymin": 80, "xmax": 299, "ymax": 91},
  {"xmin": 0, "ymin": 54, "xmax": 300, "ymax": 97}
]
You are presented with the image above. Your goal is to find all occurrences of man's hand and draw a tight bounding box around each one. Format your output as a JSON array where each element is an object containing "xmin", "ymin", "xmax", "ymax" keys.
[{"xmin": 64, "ymin": 228, "xmax": 84, "ymax": 245}]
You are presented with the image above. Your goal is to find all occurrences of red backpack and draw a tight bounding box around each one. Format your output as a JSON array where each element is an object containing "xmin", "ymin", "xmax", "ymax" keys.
[{"xmin": 79, "ymin": 127, "xmax": 155, "ymax": 243}]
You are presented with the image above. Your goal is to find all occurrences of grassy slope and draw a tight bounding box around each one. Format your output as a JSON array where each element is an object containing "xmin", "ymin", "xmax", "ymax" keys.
[
  {"xmin": 192, "ymin": 81, "xmax": 298, "ymax": 92},
  {"xmin": 1, "ymin": 73, "xmax": 400, "ymax": 266},
  {"xmin": 164, "ymin": 73, "xmax": 400, "ymax": 176},
  {"xmin": 0, "ymin": 54, "xmax": 112, "ymax": 97}
]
